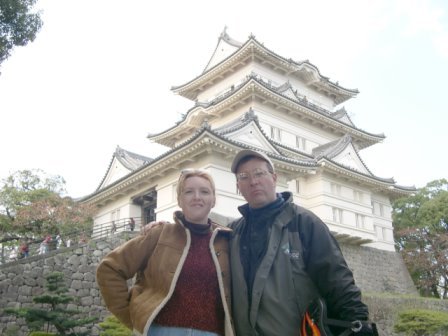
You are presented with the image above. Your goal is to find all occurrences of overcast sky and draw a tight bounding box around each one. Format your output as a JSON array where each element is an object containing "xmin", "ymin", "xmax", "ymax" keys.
[{"xmin": 1, "ymin": 0, "xmax": 447, "ymax": 198}]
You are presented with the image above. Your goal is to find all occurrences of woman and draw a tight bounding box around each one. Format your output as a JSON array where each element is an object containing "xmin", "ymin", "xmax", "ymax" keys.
[{"xmin": 96, "ymin": 169, "xmax": 234, "ymax": 336}]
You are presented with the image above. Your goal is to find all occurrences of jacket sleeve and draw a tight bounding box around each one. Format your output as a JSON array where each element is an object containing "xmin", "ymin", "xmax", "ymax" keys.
[
  {"xmin": 298, "ymin": 209, "xmax": 369, "ymax": 321},
  {"xmin": 96, "ymin": 227, "xmax": 162, "ymax": 329}
]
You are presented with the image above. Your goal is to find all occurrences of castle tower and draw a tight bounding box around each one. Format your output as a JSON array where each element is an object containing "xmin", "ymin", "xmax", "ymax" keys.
[{"xmin": 83, "ymin": 29, "xmax": 415, "ymax": 252}]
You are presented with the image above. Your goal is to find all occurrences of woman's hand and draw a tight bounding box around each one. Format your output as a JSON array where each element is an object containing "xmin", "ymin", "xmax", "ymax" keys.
[{"xmin": 140, "ymin": 221, "xmax": 169, "ymax": 235}]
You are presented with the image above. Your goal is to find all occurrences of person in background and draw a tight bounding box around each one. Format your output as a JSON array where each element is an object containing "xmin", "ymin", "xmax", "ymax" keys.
[
  {"xmin": 96, "ymin": 169, "xmax": 234, "ymax": 336},
  {"xmin": 129, "ymin": 217, "xmax": 135, "ymax": 231},
  {"xmin": 229, "ymin": 149, "xmax": 377, "ymax": 336},
  {"xmin": 56, "ymin": 234, "xmax": 63, "ymax": 249},
  {"xmin": 78, "ymin": 232, "xmax": 87, "ymax": 244},
  {"xmin": 39, "ymin": 234, "xmax": 52, "ymax": 254},
  {"xmin": 20, "ymin": 240, "xmax": 29, "ymax": 258},
  {"xmin": 110, "ymin": 220, "xmax": 117, "ymax": 234}
]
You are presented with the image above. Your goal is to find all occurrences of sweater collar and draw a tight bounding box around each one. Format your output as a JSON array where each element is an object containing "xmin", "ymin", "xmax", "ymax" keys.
[
  {"xmin": 176, "ymin": 211, "xmax": 211, "ymax": 235},
  {"xmin": 238, "ymin": 191, "xmax": 292, "ymax": 217}
]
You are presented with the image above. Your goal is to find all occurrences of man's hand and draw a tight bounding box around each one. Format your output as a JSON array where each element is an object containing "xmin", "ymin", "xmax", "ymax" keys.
[
  {"xmin": 356, "ymin": 322, "xmax": 379, "ymax": 336},
  {"xmin": 140, "ymin": 221, "xmax": 169, "ymax": 235}
]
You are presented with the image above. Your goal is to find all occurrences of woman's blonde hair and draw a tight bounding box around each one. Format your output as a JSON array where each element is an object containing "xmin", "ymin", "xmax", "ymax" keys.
[{"xmin": 176, "ymin": 169, "xmax": 216, "ymax": 204}]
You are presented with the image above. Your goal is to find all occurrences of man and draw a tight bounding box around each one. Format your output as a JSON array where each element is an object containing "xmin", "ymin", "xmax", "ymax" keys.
[{"xmin": 229, "ymin": 149, "xmax": 376, "ymax": 336}]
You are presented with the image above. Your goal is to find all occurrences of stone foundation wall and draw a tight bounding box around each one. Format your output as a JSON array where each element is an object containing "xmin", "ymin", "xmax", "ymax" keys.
[
  {"xmin": 0, "ymin": 232, "xmax": 439, "ymax": 335},
  {"xmin": 340, "ymin": 244, "xmax": 418, "ymax": 295},
  {"xmin": 0, "ymin": 234, "xmax": 129, "ymax": 336}
]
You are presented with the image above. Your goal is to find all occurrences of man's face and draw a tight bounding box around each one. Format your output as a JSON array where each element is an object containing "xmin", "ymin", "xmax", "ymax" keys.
[{"xmin": 236, "ymin": 158, "xmax": 277, "ymax": 209}]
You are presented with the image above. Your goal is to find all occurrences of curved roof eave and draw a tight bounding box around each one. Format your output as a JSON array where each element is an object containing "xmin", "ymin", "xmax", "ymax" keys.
[
  {"xmin": 214, "ymin": 111, "xmax": 317, "ymax": 166},
  {"xmin": 172, "ymin": 36, "xmax": 358, "ymax": 103},
  {"xmin": 207, "ymin": 119, "xmax": 318, "ymax": 168},
  {"xmin": 151, "ymin": 77, "xmax": 384, "ymax": 148},
  {"xmin": 94, "ymin": 149, "xmax": 118, "ymax": 192},
  {"xmin": 318, "ymin": 159, "xmax": 416, "ymax": 197},
  {"xmin": 81, "ymin": 128, "xmax": 221, "ymax": 203},
  {"xmin": 251, "ymin": 78, "xmax": 384, "ymax": 146},
  {"xmin": 81, "ymin": 126, "xmax": 319, "ymax": 204}
]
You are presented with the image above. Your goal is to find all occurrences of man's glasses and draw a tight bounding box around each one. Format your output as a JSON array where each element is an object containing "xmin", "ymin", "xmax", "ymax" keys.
[{"xmin": 236, "ymin": 168, "xmax": 271, "ymax": 182}]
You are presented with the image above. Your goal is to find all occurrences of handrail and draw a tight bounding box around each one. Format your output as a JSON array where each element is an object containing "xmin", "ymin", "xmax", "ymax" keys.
[{"xmin": 1, "ymin": 217, "xmax": 144, "ymax": 265}]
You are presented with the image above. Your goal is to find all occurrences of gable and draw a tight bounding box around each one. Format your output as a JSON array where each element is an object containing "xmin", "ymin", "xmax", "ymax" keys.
[
  {"xmin": 225, "ymin": 122, "xmax": 279, "ymax": 154},
  {"xmin": 332, "ymin": 144, "xmax": 370, "ymax": 175},
  {"xmin": 204, "ymin": 30, "xmax": 242, "ymax": 72},
  {"xmin": 282, "ymin": 86, "xmax": 300, "ymax": 101},
  {"xmin": 99, "ymin": 157, "xmax": 133, "ymax": 189}
]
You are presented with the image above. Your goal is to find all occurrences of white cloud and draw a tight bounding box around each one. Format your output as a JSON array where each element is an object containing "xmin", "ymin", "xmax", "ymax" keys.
[
  {"xmin": 432, "ymin": 31, "xmax": 448, "ymax": 56},
  {"xmin": 397, "ymin": 0, "xmax": 445, "ymax": 34},
  {"xmin": 394, "ymin": 0, "xmax": 448, "ymax": 58}
]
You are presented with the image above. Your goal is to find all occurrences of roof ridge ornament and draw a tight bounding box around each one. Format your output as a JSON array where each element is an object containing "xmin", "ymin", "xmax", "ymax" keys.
[
  {"xmin": 220, "ymin": 26, "xmax": 228, "ymax": 39},
  {"xmin": 218, "ymin": 26, "xmax": 243, "ymax": 47},
  {"xmin": 201, "ymin": 118, "xmax": 211, "ymax": 130},
  {"xmin": 241, "ymin": 108, "xmax": 257, "ymax": 122}
]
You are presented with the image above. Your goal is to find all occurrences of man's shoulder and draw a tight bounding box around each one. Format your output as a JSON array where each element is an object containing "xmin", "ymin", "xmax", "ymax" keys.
[
  {"xmin": 282, "ymin": 203, "xmax": 328, "ymax": 237},
  {"xmin": 287, "ymin": 202, "xmax": 322, "ymax": 220},
  {"xmin": 228, "ymin": 217, "xmax": 244, "ymax": 230}
]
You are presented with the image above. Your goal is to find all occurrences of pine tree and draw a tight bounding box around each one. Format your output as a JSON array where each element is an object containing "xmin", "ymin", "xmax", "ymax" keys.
[{"xmin": 4, "ymin": 271, "xmax": 97, "ymax": 335}]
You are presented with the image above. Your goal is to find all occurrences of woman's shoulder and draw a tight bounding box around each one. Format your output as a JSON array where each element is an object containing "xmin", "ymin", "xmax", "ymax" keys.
[{"xmin": 211, "ymin": 222, "xmax": 233, "ymax": 238}]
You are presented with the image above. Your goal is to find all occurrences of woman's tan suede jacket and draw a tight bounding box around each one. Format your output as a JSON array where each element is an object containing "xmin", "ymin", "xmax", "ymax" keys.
[{"xmin": 96, "ymin": 212, "xmax": 234, "ymax": 336}]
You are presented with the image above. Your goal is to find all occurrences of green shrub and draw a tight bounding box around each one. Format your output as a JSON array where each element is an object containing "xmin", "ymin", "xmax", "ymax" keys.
[
  {"xmin": 4, "ymin": 272, "xmax": 97, "ymax": 335},
  {"xmin": 4, "ymin": 325, "xmax": 20, "ymax": 336},
  {"xmin": 394, "ymin": 309, "xmax": 448, "ymax": 335},
  {"xmin": 99, "ymin": 315, "xmax": 132, "ymax": 336}
]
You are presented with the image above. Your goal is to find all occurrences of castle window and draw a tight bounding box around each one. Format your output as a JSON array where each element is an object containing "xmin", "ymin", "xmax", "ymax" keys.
[
  {"xmin": 354, "ymin": 190, "xmax": 363, "ymax": 202},
  {"xmin": 332, "ymin": 207, "xmax": 343, "ymax": 223},
  {"xmin": 355, "ymin": 213, "xmax": 365, "ymax": 228},
  {"xmin": 331, "ymin": 183, "xmax": 341, "ymax": 195},
  {"xmin": 295, "ymin": 136, "xmax": 306, "ymax": 151},
  {"xmin": 111, "ymin": 209, "xmax": 120, "ymax": 222},
  {"xmin": 270, "ymin": 126, "xmax": 281, "ymax": 141},
  {"xmin": 295, "ymin": 179, "xmax": 300, "ymax": 194},
  {"xmin": 379, "ymin": 204, "xmax": 384, "ymax": 217}
]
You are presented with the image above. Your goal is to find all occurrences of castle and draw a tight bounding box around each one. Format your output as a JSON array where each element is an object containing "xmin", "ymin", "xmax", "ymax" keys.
[{"xmin": 82, "ymin": 28, "xmax": 415, "ymax": 253}]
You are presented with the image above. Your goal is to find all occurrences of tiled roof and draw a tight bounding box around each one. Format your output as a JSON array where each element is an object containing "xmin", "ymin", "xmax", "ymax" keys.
[
  {"xmin": 115, "ymin": 146, "xmax": 152, "ymax": 170},
  {"xmin": 94, "ymin": 146, "xmax": 152, "ymax": 192},
  {"xmin": 150, "ymin": 75, "xmax": 384, "ymax": 148},
  {"xmin": 82, "ymin": 120, "xmax": 414, "ymax": 203},
  {"xmin": 313, "ymin": 135, "xmax": 375, "ymax": 176},
  {"xmin": 172, "ymin": 34, "xmax": 358, "ymax": 104}
]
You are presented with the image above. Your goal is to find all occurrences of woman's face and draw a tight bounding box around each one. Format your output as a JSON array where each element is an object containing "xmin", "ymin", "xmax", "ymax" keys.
[{"xmin": 179, "ymin": 176, "xmax": 216, "ymax": 224}]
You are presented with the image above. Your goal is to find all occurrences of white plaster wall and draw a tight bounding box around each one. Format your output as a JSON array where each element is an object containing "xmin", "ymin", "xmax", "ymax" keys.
[
  {"xmin": 251, "ymin": 63, "xmax": 335, "ymax": 109},
  {"xmin": 196, "ymin": 60, "xmax": 336, "ymax": 114},
  {"xmin": 256, "ymin": 109, "xmax": 334, "ymax": 151},
  {"xmin": 214, "ymin": 102, "xmax": 253, "ymax": 128},
  {"xmin": 93, "ymin": 164, "xmax": 396, "ymax": 251},
  {"xmin": 289, "ymin": 173, "xmax": 387, "ymax": 244},
  {"xmin": 93, "ymin": 197, "xmax": 140, "ymax": 237},
  {"xmin": 197, "ymin": 64, "xmax": 253, "ymax": 103},
  {"xmin": 101, "ymin": 158, "xmax": 132, "ymax": 188}
]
